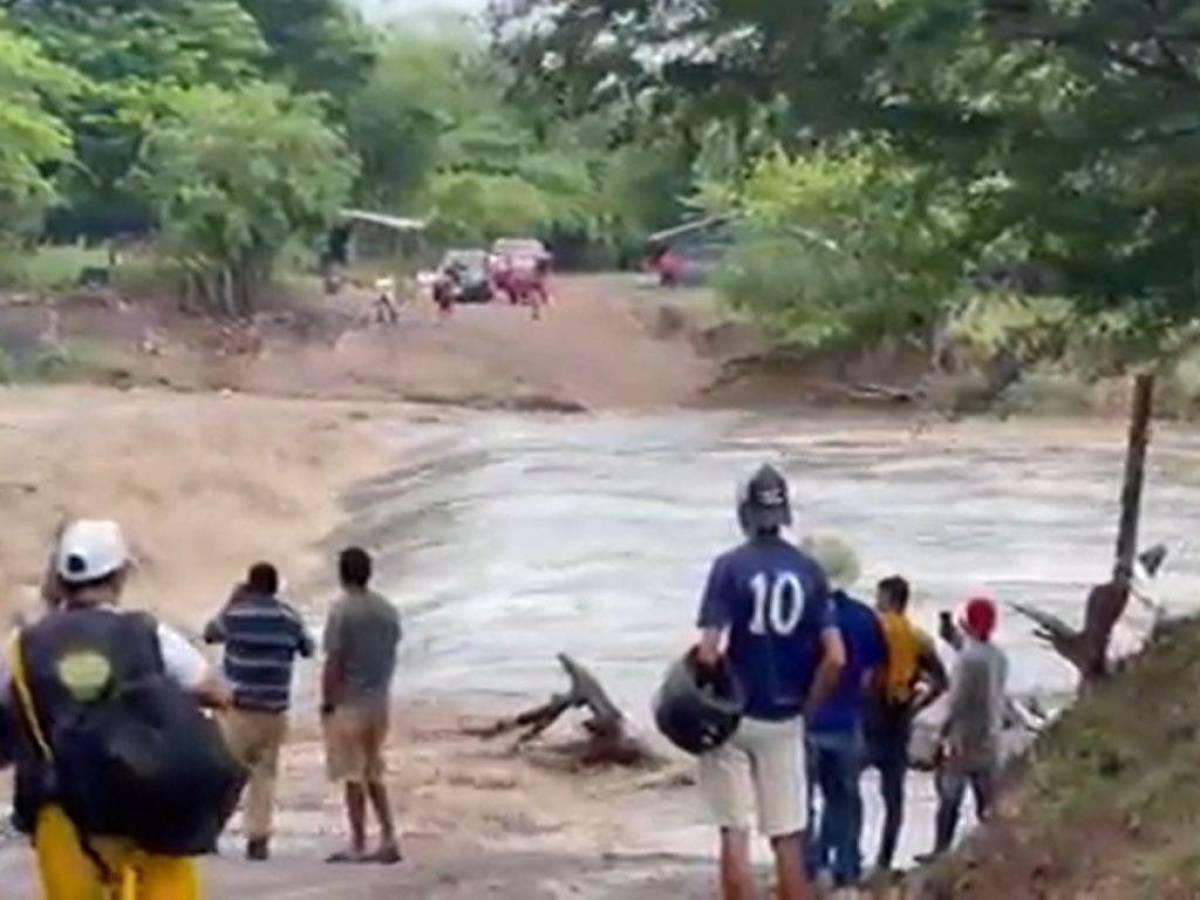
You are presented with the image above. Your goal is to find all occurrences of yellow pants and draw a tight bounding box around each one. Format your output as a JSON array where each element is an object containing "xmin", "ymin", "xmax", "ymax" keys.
[{"xmin": 34, "ymin": 806, "xmax": 201, "ymax": 900}]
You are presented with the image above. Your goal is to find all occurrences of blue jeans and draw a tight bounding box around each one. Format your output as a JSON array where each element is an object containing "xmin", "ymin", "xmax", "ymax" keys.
[
  {"xmin": 805, "ymin": 730, "xmax": 864, "ymax": 887},
  {"xmin": 934, "ymin": 759, "xmax": 997, "ymax": 854}
]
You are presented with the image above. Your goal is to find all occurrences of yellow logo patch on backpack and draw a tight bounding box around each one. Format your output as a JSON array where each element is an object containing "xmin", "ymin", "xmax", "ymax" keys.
[{"xmin": 56, "ymin": 652, "xmax": 112, "ymax": 703}]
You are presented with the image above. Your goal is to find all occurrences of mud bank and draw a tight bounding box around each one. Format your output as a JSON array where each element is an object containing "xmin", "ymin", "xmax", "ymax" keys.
[
  {"xmin": 0, "ymin": 386, "xmax": 410, "ymax": 632},
  {"xmin": 914, "ymin": 615, "xmax": 1200, "ymax": 899}
]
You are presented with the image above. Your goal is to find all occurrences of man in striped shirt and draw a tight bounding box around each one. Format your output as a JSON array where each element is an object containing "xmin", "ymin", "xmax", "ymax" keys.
[{"xmin": 204, "ymin": 562, "xmax": 314, "ymax": 860}]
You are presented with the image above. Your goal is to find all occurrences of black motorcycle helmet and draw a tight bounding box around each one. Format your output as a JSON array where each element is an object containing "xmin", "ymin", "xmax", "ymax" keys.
[{"xmin": 652, "ymin": 648, "xmax": 745, "ymax": 755}]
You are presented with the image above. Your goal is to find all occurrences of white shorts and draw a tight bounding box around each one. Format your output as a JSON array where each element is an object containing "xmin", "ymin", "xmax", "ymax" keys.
[{"xmin": 698, "ymin": 715, "xmax": 806, "ymax": 838}]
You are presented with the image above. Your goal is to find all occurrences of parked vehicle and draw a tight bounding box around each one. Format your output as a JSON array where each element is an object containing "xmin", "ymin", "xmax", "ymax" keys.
[
  {"xmin": 645, "ymin": 216, "xmax": 732, "ymax": 287},
  {"xmin": 489, "ymin": 238, "xmax": 552, "ymax": 304},
  {"xmin": 434, "ymin": 249, "xmax": 493, "ymax": 304},
  {"xmin": 490, "ymin": 238, "xmax": 552, "ymax": 272}
]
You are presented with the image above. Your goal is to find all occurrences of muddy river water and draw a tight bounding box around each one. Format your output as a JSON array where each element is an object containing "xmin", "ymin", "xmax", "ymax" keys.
[
  {"xmin": 360, "ymin": 412, "xmax": 1200, "ymax": 712},
  {"xmin": 6, "ymin": 409, "xmax": 1200, "ymax": 893},
  {"xmin": 341, "ymin": 410, "xmax": 1200, "ymax": 868}
]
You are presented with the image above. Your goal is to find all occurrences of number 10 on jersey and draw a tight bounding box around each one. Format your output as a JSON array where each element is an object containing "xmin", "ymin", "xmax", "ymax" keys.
[{"xmin": 748, "ymin": 571, "xmax": 807, "ymax": 637}]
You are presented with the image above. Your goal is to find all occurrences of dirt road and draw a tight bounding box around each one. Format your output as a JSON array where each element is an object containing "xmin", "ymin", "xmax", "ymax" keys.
[
  {"xmin": 0, "ymin": 274, "xmax": 730, "ymax": 413},
  {"xmin": 243, "ymin": 274, "xmax": 722, "ymax": 411}
]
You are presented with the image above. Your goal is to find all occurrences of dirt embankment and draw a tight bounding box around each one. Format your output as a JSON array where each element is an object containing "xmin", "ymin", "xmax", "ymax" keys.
[
  {"xmin": 915, "ymin": 616, "xmax": 1200, "ymax": 899},
  {"xmin": 0, "ymin": 274, "xmax": 731, "ymax": 414},
  {"xmin": 0, "ymin": 387, "xmax": 394, "ymax": 631}
]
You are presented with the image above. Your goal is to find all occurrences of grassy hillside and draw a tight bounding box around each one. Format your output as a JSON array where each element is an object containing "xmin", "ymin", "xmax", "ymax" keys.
[{"xmin": 917, "ymin": 616, "xmax": 1200, "ymax": 899}]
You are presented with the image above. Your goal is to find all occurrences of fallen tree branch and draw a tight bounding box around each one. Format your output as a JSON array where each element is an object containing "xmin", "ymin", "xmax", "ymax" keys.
[
  {"xmin": 469, "ymin": 654, "xmax": 650, "ymax": 766},
  {"xmin": 1011, "ymin": 578, "xmax": 1132, "ymax": 683}
]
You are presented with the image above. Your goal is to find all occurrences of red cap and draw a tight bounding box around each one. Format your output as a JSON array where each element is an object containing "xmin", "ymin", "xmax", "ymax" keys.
[{"xmin": 963, "ymin": 596, "xmax": 997, "ymax": 640}]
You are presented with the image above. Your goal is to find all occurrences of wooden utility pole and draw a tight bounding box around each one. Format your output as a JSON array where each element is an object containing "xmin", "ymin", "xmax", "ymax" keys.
[
  {"xmin": 1013, "ymin": 373, "xmax": 1156, "ymax": 683},
  {"xmin": 1114, "ymin": 374, "xmax": 1155, "ymax": 578}
]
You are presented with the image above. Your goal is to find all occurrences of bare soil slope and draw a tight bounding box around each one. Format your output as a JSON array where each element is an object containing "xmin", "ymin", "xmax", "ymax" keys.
[
  {"xmin": 916, "ymin": 616, "xmax": 1200, "ymax": 899},
  {"xmin": 0, "ymin": 274, "xmax": 723, "ymax": 412}
]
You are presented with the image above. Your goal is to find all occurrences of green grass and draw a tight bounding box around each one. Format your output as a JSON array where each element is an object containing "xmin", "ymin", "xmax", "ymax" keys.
[
  {"xmin": 0, "ymin": 343, "xmax": 135, "ymax": 387},
  {"xmin": 0, "ymin": 243, "xmax": 112, "ymax": 291}
]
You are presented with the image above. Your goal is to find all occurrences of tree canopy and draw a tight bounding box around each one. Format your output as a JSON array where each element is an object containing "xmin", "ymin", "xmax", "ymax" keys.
[
  {"xmin": 495, "ymin": 0, "xmax": 1200, "ymax": 337},
  {"xmin": 0, "ymin": 18, "xmax": 79, "ymax": 233},
  {"xmin": 134, "ymin": 83, "xmax": 355, "ymax": 315}
]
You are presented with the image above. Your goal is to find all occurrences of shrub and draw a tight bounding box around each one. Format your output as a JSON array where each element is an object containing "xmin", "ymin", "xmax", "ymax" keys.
[{"xmin": 999, "ymin": 366, "xmax": 1097, "ymax": 416}]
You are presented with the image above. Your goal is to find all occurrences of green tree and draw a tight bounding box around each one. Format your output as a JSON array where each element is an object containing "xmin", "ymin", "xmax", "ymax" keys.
[
  {"xmin": 0, "ymin": 19, "xmax": 80, "ymax": 235},
  {"xmin": 717, "ymin": 144, "xmax": 974, "ymax": 348},
  {"xmin": 133, "ymin": 83, "xmax": 356, "ymax": 315},
  {"xmin": 346, "ymin": 30, "xmax": 473, "ymax": 210},
  {"xmin": 347, "ymin": 28, "xmax": 605, "ymax": 246},
  {"xmin": 4, "ymin": 0, "xmax": 269, "ymax": 238},
  {"xmin": 498, "ymin": 0, "xmax": 1200, "ymax": 324},
  {"xmin": 238, "ymin": 0, "xmax": 374, "ymax": 103}
]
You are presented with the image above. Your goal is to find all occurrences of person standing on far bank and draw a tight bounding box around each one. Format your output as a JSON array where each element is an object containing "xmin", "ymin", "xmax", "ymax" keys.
[
  {"xmin": 696, "ymin": 465, "xmax": 845, "ymax": 900},
  {"xmin": 321, "ymin": 547, "xmax": 402, "ymax": 864},
  {"xmin": 204, "ymin": 561, "xmax": 314, "ymax": 861}
]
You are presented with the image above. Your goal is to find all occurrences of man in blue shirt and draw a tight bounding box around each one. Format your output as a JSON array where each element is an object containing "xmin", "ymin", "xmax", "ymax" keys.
[
  {"xmin": 800, "ymin": 536, "xmax": 886, "ymax": 890},
  {"xmin": 697, "ymin": 465, "xmax": 845, "ymax": 900},
  {"xmin": 204, "ymin": 562, "xmax": 314, "ymax": 861}
]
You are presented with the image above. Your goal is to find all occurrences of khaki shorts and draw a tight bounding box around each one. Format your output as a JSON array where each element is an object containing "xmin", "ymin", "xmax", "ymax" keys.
[
  {"xmin": 698, "ymin": 715, "xmax": 806, "ymax": 838},
  {"xmin": 324, "ymin": 704, "xmax": 389, "ymax": 784}
]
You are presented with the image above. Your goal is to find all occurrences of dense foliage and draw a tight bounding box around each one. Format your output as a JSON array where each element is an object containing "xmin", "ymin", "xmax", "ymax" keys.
[
  {"xmin": 7, "ymin": 0, "xmax": 1199, "ymax": 339},
  {"xmin": 0, "ymin": 19, "xmax": 78, "ymax": 233},
  {"xmin": 494, "ymin": 0, "xmax": 1200, "ymax": 346},
  {"xmin": 134, "ymin": 84, "xmax": 355, "ymax": 315}
]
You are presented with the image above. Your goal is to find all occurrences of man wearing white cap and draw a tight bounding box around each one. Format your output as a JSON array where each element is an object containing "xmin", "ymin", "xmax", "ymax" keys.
[{"xmin": 1, "ymin": 519, "xmax": 229, "ymax": 899}]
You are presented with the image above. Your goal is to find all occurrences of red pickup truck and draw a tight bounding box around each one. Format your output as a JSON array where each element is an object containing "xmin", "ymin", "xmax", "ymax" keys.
[{"xmin": 489, "ymin": 238, "xmax": 552, "ymax": 306}]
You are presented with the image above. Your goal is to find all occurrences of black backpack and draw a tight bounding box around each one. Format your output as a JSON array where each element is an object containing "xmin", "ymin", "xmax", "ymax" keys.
[{"xmin": 11, "ymin": 614, "xmax": 246, "ymax": 856}]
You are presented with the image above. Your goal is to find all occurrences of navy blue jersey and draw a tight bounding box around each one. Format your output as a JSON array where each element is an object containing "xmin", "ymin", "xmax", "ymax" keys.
[{"xmin": 697, "ymin": 535, "xmax": 834, "ymax": 720}]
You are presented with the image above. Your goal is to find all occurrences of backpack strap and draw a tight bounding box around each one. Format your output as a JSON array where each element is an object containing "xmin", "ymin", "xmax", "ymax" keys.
[
  {"xmin": 7, "ymin": 633, "xmax": 53, "ymax": 762},
  {"xmin": 8, "ymin": 634, "xmax": 125, "ymax": 893}
]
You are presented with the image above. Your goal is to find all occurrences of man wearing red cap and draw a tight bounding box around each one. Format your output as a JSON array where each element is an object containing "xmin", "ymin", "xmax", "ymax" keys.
[{"xmin": 930, "ymin": 595, "xmax": 1008, "ymax": 858}]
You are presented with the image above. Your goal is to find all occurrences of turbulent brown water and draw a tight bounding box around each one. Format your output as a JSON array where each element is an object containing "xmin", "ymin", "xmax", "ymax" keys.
[
  {"xmin": 353, "ymin": 412, "xmax": 1200, "ymax": 711},
  {"xmin": 341, "ymin": 411, "xmax": 1200, "ymax": 866},
  {"xmin": 6, "ymin": 406, "xmax": 1200, "ymax": 888}
]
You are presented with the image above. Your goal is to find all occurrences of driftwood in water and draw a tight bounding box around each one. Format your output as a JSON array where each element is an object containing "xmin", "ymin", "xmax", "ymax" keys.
[
  {"xmin": 847, "ymin": 381, "xmax": 923, "ymax": 404},
  {"xmin": 470, "ymin": 654, "xmax": 648, "ymax": 766},
  {"xmin": 1014, "ymin": 375, "xmax": 1157, "ymax": 684}
]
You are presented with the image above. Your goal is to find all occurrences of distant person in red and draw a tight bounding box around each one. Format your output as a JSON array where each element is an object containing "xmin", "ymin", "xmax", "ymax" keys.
[
  {"xmin": 649, "ymin": 246, "xmax": 683, "ymax": 287},
  {"xmin": 505, "ymin": 257, "xmax": 547, "ymax": 321},
  {"xmin": 926, "ymin": 596, "xmax": 1008, "ymax": 859},
  {"xmin": 432, "ymin": 267, "xmax": 457, "ymax": 322}
]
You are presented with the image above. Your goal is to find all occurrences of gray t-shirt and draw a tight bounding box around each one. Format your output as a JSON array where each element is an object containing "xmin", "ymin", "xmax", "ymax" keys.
[
  {"xmin": 323, "ymin": 589, "xmax": 401, "ymax": 708},
  {"xmin": 945, "ymin": 637, "xmax": 1008, "ymax": 766}
]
